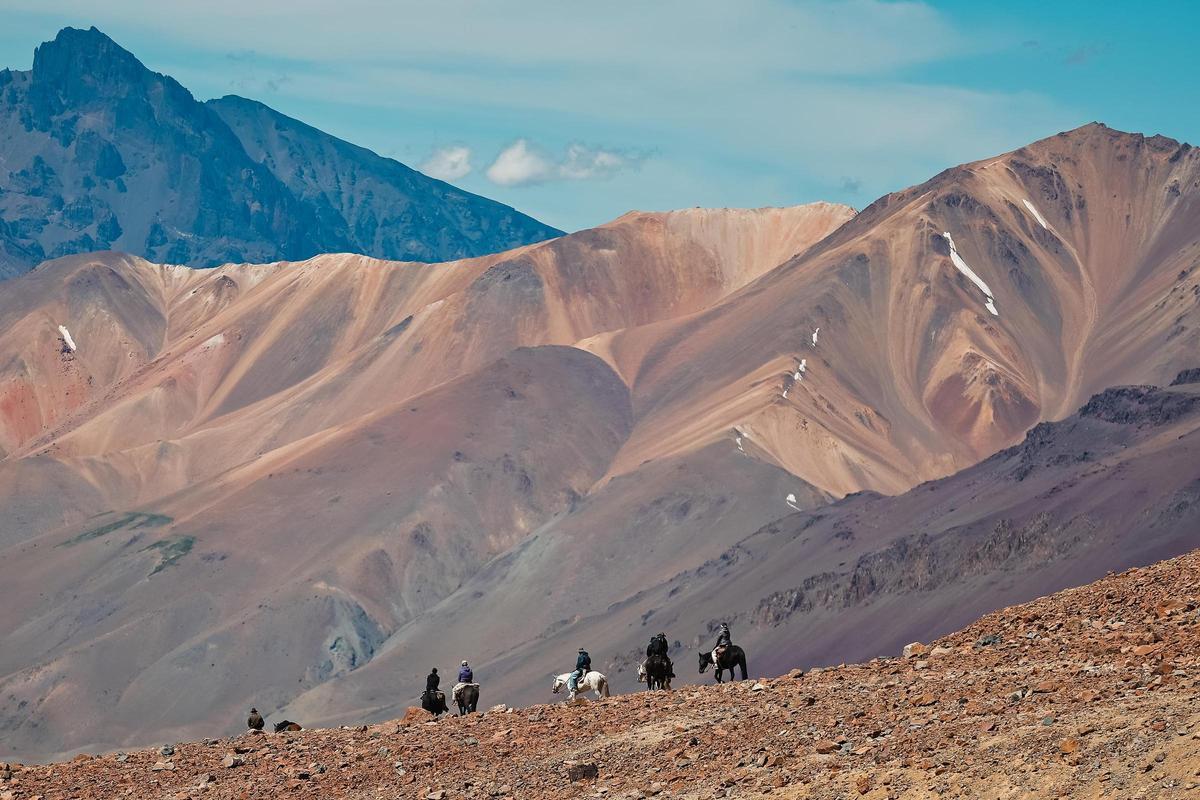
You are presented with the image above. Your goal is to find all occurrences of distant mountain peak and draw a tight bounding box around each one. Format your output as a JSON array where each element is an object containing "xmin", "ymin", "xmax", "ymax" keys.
[
  {"xmin": 32, "ymin": 26, "xmax": 154, "ymax": 98},
  {"xmin": 0, "ymin": 28, "xmax": 561, "ymax": 278}
]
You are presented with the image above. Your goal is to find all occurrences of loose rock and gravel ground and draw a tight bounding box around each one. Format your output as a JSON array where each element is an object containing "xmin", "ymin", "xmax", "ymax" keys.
[{"xmin": 6, "ymin": 549, "xmax": 1200, "ymax": 799}]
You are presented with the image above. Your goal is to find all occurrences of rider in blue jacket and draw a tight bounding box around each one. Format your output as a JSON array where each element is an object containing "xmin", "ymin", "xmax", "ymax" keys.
[
  {"xmin": 458, "ymin": 661, "xmax": 473, "ymax": 683},
  {"xmin": 568, "ymin": 649, "xmax": 591, "ymax": 693}
]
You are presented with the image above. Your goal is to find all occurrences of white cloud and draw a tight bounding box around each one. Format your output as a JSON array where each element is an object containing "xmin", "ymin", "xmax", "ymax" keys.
[
  {"xmin": 486, "ymin": 140, "xmax": 638, "ymax": 186},
  {"xmin": 4, "ymin": 1, "xmax": 1084, "ymax": 230},
  {"xmin": 559, "ymin": 144, "xmax": 631, "ymax": 180},
  {"xmin": 486, "ymin": 141, "xmax": 551, "ymax": 186},
  {"xmin": 419, "ymin": 145, "xmax": 472, "ymax": 181}
]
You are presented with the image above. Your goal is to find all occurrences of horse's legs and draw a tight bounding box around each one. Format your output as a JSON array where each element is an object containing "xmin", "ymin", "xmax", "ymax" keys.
[{"xmin": 739, "ymin": 657, "xmax": 748, "ymax": 681}]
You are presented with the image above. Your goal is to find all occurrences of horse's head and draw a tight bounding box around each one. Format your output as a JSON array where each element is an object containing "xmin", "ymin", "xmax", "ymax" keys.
[
  {"xmin": 698, "ymin": 651, "xmax": 712, "ymax": 673},
  {"xmin": 551, "ymin": 674, "xmax": 565, "ymax": 693}
]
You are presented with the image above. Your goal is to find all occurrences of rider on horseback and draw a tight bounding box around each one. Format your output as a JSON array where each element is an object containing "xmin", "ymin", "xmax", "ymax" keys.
[
  {"xmin": 712, "ymin": 623, "xmax": 732, "ymax": 664},
  {"xmin": 423, "ymin": 667, "xmax": 448, "ymax": 715},
  {"xmin": 453, "ymin": 660, "xmax": 476, "ymax": 708},
  {"xmin": 646, "ymin": 632, "xmax": 674, "ymax": 678},
  {"xmin": 568, "ymin": 648, "xmax": 591, "ymax": 694}
]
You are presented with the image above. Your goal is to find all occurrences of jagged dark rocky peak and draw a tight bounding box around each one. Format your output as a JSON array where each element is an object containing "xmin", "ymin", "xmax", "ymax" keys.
[
  {"xmin": 0, "ymin": 28, "xmax": 560, "ymax": 278},
  {"xmin": 30, "ymin": 27, "xmax": 155, "ymax": 107}
]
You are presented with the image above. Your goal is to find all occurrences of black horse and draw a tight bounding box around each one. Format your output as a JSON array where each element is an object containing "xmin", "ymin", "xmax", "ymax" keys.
[
  {"xmin": 421, "ymin": 689, "xmax": 449, "ymax": 717},
  {"xmin": 456, "ymin": 684, "xmax": 480, "ymax": 715},
  {"xmin": 644, "ymin": 654, "xmax": 672, "ymax": 691},
  {"xmin": 699, "ymin": 645, "xmax": 747, "ymax": 683}
]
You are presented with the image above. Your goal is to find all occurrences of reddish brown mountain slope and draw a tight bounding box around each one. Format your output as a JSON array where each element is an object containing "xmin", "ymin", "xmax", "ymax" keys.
[{"xmin": 1, "ymin": 124, "xmax": 1199, "ymax": 761}]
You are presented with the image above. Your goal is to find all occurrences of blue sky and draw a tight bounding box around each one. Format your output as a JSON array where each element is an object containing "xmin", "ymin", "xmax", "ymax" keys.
[{"xmin": 1, "ymin": 1, "xmax": 1196, "ymax": 232}]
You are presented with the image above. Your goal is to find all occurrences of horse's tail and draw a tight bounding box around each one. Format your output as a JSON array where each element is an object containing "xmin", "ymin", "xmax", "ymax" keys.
[{"xmin": 600, "ymin": 677, "xmax": 610, "ymax": 697}]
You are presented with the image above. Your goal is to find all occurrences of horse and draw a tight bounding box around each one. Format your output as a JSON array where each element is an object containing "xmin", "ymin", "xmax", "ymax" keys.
[
  {"xmin": 273, "ymin": 720, "xmax": 302, "ymax": 732},
  {"xmin": 643, "ymin": 654, "xmax": 672, "ymax": 691},
  {"xmin": 454, "ymin": 683, "xmax": 480, "ymax": 715},
  {"xmin": 421, "ymin": 689, "xmax": 449, "ymax": 717},
  {"xmin": 699, "ymin": 644, "xmax": 748, "ymax": 683},
  {"xmin": 552, "ymin": 670, "xmax": 610, "ymax": 702}
]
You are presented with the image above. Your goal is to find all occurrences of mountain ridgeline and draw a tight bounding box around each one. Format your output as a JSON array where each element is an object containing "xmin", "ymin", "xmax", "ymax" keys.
[
  {"xmin": 0, "ymin": 108, "xmax": 1198, "ymax": 760},
  {"xmin": 0, "ymin": 27, "xmax": 561, "ymax": 278}
]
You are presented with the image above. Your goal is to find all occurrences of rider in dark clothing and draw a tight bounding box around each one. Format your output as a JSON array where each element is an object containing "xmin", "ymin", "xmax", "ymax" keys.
[
  {"xmin": 568, "ymin": 649, "xmax": 591, "ymax": 693},
  {"xmin": 713, "ymin": 623, "xmax": 732, "ymax": 658},
  {"xmin": 646, "ymin": 632, "xmax": 674, "ymax": 679},
  {"xmin": 426, "ymin": 668, "xmax": 440, "ymax": 694}
]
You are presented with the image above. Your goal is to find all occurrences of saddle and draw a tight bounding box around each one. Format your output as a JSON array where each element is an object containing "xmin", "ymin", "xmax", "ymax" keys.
[
  {"xmin": 714, "ymin": 645, "xmax": 729, "ymax": 663},
  {"xmin": 452, "ymin": 682, "xmax": 479, "ymax": 702}
]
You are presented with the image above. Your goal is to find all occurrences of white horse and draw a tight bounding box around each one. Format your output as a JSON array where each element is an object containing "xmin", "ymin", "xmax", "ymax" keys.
[{"xmin": 552, "ymin": 670, "xmax": 610, "ymax": 702}]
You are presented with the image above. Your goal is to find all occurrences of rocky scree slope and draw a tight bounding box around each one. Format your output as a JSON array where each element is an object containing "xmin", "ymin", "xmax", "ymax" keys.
[{"xmin": 7, "ymin": 547, "xmax": 1200, "ymax": 799}]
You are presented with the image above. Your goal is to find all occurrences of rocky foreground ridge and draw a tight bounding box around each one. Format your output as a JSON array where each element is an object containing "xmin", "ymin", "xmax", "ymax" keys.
[{"xmin": 7, "ymin": 548, "xmax": 1200, "ymax": 799}]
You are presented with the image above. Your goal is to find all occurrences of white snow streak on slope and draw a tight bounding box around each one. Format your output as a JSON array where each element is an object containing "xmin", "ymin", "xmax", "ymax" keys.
[
  {"xmin": 1022, "ymin": 199, "xmax": 1049, "ymax": 230},
  {"xmin": 58, "ymin": 325, "xmax": 77, "ymax": 351},
  {"xmin": 942, "ymin": 232, "xmax": 998, "ymax": 316},
  {"xmin": 811, "ymin": 327, "xmax": 820, "ymax": 347},
  {"xmin": 785, "ymin": 493, "xmax": 800, "ymax": 511}
]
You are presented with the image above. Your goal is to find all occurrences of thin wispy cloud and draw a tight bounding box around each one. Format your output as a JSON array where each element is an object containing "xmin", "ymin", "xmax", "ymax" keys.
[
  {"xmin": 1065, "ymin": 43, "xmax": 1112, "ymax": 66},
  {"xmin": 486, "ymin": 140, "xmax": 640, "ymax": 187},
  {"xmin": 419, "ymin": 145, "xmax": 472, "ymax": 181}
]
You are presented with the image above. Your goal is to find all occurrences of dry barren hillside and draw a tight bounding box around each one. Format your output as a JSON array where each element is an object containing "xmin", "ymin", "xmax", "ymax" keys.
[
  {"xmin": 8, "ymin": 547, "xmax": 1200, "ymax": 799},
  {"xmin": 1, "ymin": 124, "xmax": 1199, "ymax": 761}
]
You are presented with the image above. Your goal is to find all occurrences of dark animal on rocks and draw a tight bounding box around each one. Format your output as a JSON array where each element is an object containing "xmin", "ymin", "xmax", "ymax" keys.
[
  {"xmin": 455, "ymin": 683, "xmax": 480, "ymax": 715},
  {"xmin": 699, "ymin": 644, "xmax": 748, "ymax": 683},
  {"xmin": 422, "ymin": 689, "xmax": 449, "ymax": 717},
  {"xmin": 643, "ymin": 653, "xmax": 673, "ymax": 691},
  {"xmin": 273, "ymin": 720, "xmax": 302, "ymax": 732}
]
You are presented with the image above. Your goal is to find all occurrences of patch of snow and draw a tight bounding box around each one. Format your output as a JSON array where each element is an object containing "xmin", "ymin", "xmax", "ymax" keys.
[
  {"xmin": 58, "ymin": 325, "xmax": 77, "ymax": 352},
  {"xmin": 792, "ymin": 357, "xmax": 808, "ymax": 382},
  {"xmin": 942, "ymin": 232, "xmax": 998, "ymax": 316},
  {"xmin": 1022, "ymin": 199, "xmax": 1049, "ymax": 230},
  {"xmin": 781, "ymin": 389, "xmax": 789, "ymax": 399},
  {"xmin": 785, "ymin": 493, "xmax": 800, "ymax": 511},
  {"xmin": 201, "ymin": 333, "xmax": 225, "ymax": 349},
  {"xmin": 811, "ymin": 327, "xmax": 820, "ymax": 347}
]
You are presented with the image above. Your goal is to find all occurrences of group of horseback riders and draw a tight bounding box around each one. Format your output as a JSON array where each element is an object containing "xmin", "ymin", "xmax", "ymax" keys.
[
  {"xmin": 422, "ymin": 660, "xmax": 480, "ymax": 716},
  {"xmin": 420, "ymin": 623, "xmax": 746, "ymax": 717}
]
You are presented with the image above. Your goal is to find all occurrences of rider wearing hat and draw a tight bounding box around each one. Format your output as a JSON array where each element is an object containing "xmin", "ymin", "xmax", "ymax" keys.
[{"xmin": 643, "ymin": 632, "xmax": 674, "ymax": 680}]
